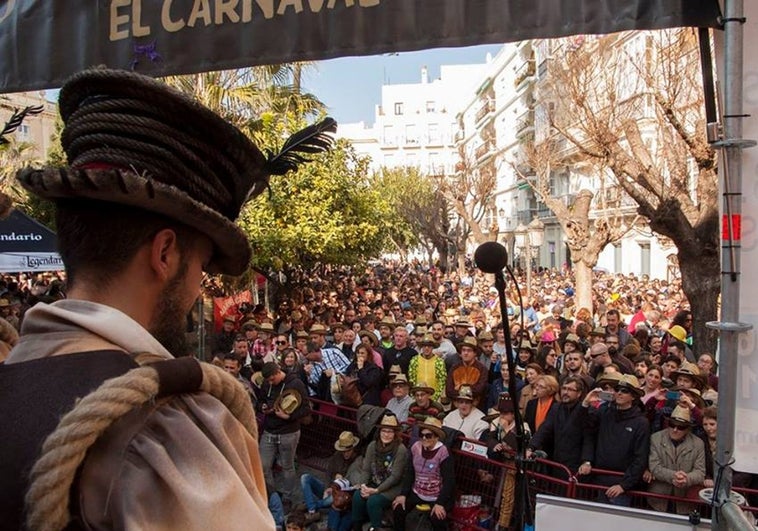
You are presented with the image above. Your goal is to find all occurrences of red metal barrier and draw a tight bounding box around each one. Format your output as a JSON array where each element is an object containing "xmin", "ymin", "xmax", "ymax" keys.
[{"xmin": 293, "ymin": 401, "xmax": 749, "ymax": 528}]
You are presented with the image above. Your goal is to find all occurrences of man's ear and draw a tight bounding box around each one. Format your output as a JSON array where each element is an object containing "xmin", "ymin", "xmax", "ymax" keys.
[{"xmin": 149, "ymin": 229, "xmax": 181, "ymax": 281}]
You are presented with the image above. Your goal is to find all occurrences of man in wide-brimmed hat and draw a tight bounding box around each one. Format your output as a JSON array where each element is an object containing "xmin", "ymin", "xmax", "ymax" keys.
[
  {"xmin": 580, "ymin": 374, "xmax": 649, "ymax": 506},
  {"xmin": 445, "ymin": 336, "xmax": 487, "ymax": 407},
  {"xmin": 442, "ymin": 385, "xmax": 488, "ymax": 440},
  {"xmin": 392, "ymin": 416, "xmax": 453, "ymax": 531},
  {"xmin": 407, "ymin": 381, "xmax": 445, "ymax": 423},
  {"xmin": 407, "ymin": 333, "xmax": 446, "ymax": 401},
  {"xmin": 299, "ymin": 430, "xmax": 362, "ymax": 525},
  {"xmin": 647, "ymin": 405, "xmax": 706, "ymax": 514},
  {"xmin": 305, "ymin": 323, "xmax": 349, "ymax": 400},
  {"xmin": 1, "ymin": 68, "xmax": 335, "ymax": 530},
  {"xmin": 259, "ymin": 362, "xmax": 311, "ymax": 506},
  {"xmin": 385, "ymin": 373, "xmax": 413, "ymax": 422}
]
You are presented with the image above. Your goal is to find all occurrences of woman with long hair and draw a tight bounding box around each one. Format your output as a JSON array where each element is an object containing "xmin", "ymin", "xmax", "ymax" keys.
[
  {"xmin": 518, "ymin": 363, "xmax": 545, "ymax": 415},
  {"xmin": 352, "ymin": 414, "xmax": 409, "ymax": 531}
]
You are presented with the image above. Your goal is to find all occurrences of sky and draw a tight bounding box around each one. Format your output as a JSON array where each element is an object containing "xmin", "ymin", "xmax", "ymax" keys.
[{"xmin": 301, "ymin": 44, "xmax": 504, "ymax": 125}]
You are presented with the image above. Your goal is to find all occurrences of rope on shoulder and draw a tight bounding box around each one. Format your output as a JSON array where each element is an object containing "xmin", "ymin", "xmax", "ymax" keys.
[{"xmin": 24, "ymin": 358, "xmax": 258, "ymax": 531}]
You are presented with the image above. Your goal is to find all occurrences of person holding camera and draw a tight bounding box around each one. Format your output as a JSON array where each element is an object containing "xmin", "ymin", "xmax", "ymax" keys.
[{"xmin": 579, "ymin": 374, "xmax": 650, "ymax": 507}]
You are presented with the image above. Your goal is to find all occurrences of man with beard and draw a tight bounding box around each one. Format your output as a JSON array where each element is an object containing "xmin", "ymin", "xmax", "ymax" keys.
[
  {"xmin": 603, "ymin": 334, "xmax": 635, "ymax": 374},
  {"xmin": 0, "ymin": 69, "xmax": 334, "ymax": 530},
  {"xmin": 430, "ymin": 320, "xmax": 457, "ymax": 370},
  {"xmin": 527, "ymin": 376, "xmax": 589, "ymax": 477}
]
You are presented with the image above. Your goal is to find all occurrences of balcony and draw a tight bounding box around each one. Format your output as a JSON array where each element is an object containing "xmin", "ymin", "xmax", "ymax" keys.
[
  {"xmin": 515, "ymin": 110, "xmax": 535, "ymax": 136},
  {"xmin": 475, "ymin": 99, "xmax": 496, "ymax": 125},
  {"xmin": 454, "ymin": 129, "xmax": 465, "ymax": 143},
  {"xmin": 514, "ymin": 60, "xmax": 536, "ymax": 89},
  {"xmin": 475, "ymin": 140, "xmax": 495, "ymax": 161}
]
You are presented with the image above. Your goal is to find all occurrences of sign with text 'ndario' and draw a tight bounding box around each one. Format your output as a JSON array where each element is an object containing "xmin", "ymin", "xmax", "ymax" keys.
[{"xmin": 0, "ymin": 0, "xmax": 721, "ymax": 94}]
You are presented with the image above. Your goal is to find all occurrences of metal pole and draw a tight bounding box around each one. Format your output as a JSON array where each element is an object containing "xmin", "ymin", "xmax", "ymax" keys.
[
  {"xmin": 525, "ymin": 244, "xmax": 532, "ymax": 299},
  {"xmin": 708, "ymin": 1, "xmax": 755, "ymax": 529}
]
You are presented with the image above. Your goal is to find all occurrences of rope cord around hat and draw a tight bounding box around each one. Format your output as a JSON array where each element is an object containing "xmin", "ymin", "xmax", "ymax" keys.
[
  {"xmin": 24, "ymin": 362, "xmax": 258, "ymax": 531},
  {"xmin": 60, "ymin": 95, "xmax": 243, "ymax": 218}
]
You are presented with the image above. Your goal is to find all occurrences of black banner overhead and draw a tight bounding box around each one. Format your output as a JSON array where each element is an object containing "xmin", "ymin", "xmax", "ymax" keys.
[{"xmin": 0, "ymin": 0, "xmax": 722, "ymax": 94}]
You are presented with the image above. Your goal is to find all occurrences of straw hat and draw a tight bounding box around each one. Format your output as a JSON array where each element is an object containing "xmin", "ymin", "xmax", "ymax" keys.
[
  {"xmin": 675, "ymin": 387, "xmax": 706, "ymax": 409},
  {"xmin": 564, "ymin": 333, "xmax": 580, "ymax": 346},
  {"xmin": 358, "ymin": 330, "xmax": 378, "ymax": 346},
  {"xmin": 595, "ymin": 371, "xmax": 623, "ymax": 389},
  {"xmin": 274, "ymin": 388, "xmax": 302, "ymax": 415},
  {"xmin": 379, "ymin": 317, "xmax": 396, "ymax": 328},
  {"xmin": 417, "ymin": 334, "xmax": 439, "ymax": 348},
  {"xmin": 482, "ymin": 407, "xmax": 500, "ymax": 423},
  {"xmin": 257, "ymin": 322, "xmax": 275, "ymax": 334},
  {"xmin": 334, "ymin": 431, "xmax": 361, "ymax": 451},
  {"xmin": 17, "ymin": 68, "xmax": 335, "ymax": 276},
  {"xmin": 590, "ymin": 327, "xmax": 606, "ymax": 337},
  {"xmin": 454, "ymin": 385, "xmax": 475, "ymax": 402},
  {"xmin": 669, "ymin": 405, "xmax": 694, "ymax": 426},
  {"xmin": 616, "ymin": 374, "xmax": 644, "ymax": 396},
  {"xmin": 417, "ymin": 416, "xmax": 446, "ymax": 441},
  {"xmin": 309, "ymin": 323, "xmax": 328, "ymax": 335},
  {"xmin": 295, "ymin": 330, "xmax": 310, "ymax": 340},
  {"xmin": 391, "ymin": 374, "xmax": 410, "ymax": 388},
  {"xmin": 477, "ymin": 331, "xmax": 494, "ymax": 342},
  {"xmin": 455, "ymin": 320, "xmax": 472, "ymax": 328},
  {"xmin": 377, "ymin": 414, "xmax": 402, "ymax": 430},
  {"xmin": 457, "ymin": 336, "xmax": 478, "ymax": 352},
  {"xmin": 671, "ymin": 362, "xmax": 706, "ymax": 390},
  {"xmin": 410, "ymin": 381, "xmax": 435, "ymax": 395}
]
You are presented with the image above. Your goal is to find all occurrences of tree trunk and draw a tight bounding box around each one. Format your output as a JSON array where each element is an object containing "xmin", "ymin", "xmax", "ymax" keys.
[
  {"xmin": 574, "ymin": 259, "xmax": 594, "ymax": 315},
  {"xmin": 677, "ymin": 246, "xmax": 719, "ymax": 356}
]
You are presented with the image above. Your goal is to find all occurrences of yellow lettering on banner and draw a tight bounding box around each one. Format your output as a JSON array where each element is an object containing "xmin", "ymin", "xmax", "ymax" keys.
[
  {"xmin": 327, "ymin": 0, "xmax": 354, "ymax": 7},
  {"xmin": 0, "ymin": 0, "xmax": 16, "ymax": 24},
  {"xmin": 306, "ymin": 0, "xmax": 325, "ymax": 11},
  {"xmin": 132, "ymin": 0, "xmax": 151, "ymax": 37},
  {"xmin": 358, "ymin": 0, "xmax": 380, "ymax": 5},
  {"xmin": 110, "ymin": 0, "xmax": 131, "ymax": 41},
  {"xmin": 188, "ymin": 0, "xmax": 212, "ymax": 27},
  {"xmin": 216, "ymin": 0, "xmax": 241, "ymax": 23},
  {"xmin": 278, "ymin": 0, "xmax": 303, "ymax": 14},
  {"xmin": 241, "ymin": 0, "xmax": 275, "ymax": 21},
  {"xmin": 161, "ymin": 0, "xmax": 185, "ymax": 32}
]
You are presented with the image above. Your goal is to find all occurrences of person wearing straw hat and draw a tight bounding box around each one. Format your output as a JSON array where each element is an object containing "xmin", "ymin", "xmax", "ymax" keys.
[
  {"xmin": 391, "ymin": 416, "xmax": 454, "ymax": 531},
  {"xmin": 407, "ymin": 382, "xmax": 445, "ymax": 424},
  {"xmin": 442, "ymin": 385, "xmax": 488, "ymax": 440},
  {"xmin": 445, "ymin": 336, "xmax": 488, "ymax": 408},
  {"xmin": 0, "ymin": 68, "xmax": 335, "ymax": 531},
  {"xmin": 385, "ymin": 374, "xmax": 413, "ymax": 423},
  {"xmin": 299, "ymin": 430, "xmax": 362, "ymax": 526},
  {"xmin": 352, "ymin": 414, "xmax": 409, "ymax": 531},
  {"xmin": 407, "ymin": 333, "xmax": 446, "ymax": 401},
  {"xmin": 259, "ymin": 361, "xmax": 311, "ymax": 506},
  {"xmin": 647, "ymin": 405, "xmax": 706, "ymax": 514},
  {"xmin": 305, "ymin": 323, "xmax": 350, "ymax": 400},
  {"xmin": 580, "ymin": 374, "xmax": 650, "ymax": 506}
]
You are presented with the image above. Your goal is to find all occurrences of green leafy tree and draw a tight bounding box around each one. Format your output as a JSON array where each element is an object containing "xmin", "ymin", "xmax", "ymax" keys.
[{"xmin": 238, "ymin": 138, "xmax": 394, "ymax": 277}]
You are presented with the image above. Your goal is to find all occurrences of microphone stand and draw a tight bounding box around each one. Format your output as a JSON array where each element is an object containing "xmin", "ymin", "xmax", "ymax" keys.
[{"xmin": 493, "ymin": 269, "xmax": 533, "ymax": 530}]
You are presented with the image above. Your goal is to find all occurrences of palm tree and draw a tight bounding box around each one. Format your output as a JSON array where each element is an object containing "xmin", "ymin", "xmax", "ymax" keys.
[{"xmin": 162, "ymin": 64, "xmax": 325, "ymax": 141}]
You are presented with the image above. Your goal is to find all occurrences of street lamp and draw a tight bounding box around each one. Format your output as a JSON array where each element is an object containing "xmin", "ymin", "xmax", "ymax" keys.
[{"xmin": 514, "ymin": 217, "xmax": 545, "ymax": 298}]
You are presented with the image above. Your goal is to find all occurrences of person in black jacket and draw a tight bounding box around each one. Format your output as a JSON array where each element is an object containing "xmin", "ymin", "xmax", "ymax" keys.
[
  {"xmin": 344, "ymin": 344, "xmax": 383, "ymax": 406},
  {"xmin": 527, "ymin": 375, "xmax": 589, "ymax": 478},
  {"xmin": 259, "ymin": 361, "xmax": 311, "ymax": 505},
  {"xmin": 578, "ymin": 374, "xmax": 650, "ymax": 507}
]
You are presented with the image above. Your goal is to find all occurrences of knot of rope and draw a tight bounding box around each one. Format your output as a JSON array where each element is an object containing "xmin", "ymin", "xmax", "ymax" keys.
[{"xmin": 25, "ymin": 361, "xmax": 257, "ymax": 531}]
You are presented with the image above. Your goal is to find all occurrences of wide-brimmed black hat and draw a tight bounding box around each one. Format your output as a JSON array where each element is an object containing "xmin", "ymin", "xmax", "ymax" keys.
[{"xmin": 17, "ymin": 68, "xmax": 336, "ymax": 276}]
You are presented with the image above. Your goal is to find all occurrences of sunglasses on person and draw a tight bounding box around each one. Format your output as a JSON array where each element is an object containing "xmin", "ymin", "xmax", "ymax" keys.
[
  {"xmin": 420, "ymin": 431, "xmax": 436, "ymax": 439},
  {"xmin": 275, "ymin": 340, "xmax": 288, "ymax": 345},
  {"xmin": 669, "ymin": 423, "xmax": 690, "ymax": 431},
  {"xmin": 616, "ymin": 387, "xmax": 634, "ymax": 395}
]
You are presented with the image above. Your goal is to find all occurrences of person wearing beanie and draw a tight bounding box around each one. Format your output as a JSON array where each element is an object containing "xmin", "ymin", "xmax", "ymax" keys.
[{"xmin": 0, "ymin": 68, "xmax": 335, "ymax": 531}]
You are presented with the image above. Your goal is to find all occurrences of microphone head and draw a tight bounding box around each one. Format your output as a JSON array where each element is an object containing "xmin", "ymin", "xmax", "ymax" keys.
[{"xmin": 474, "ymin": 241, "xmax": 508, "ymax": 274}]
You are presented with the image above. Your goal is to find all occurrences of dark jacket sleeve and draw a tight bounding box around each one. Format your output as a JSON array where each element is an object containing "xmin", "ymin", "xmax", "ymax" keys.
[
  {"xmin": 357, "ymin": 364, "xmax": 383, "ymax": 392},
  {"xmin": 436, "ymin": 454, "xmax": 456, "ymax": 508},
  {"xmin": 581, "ymin": 404, "xmax": 599, "ymax": 463},
  {"xmin": 400, "ymin": 451, "xmax": 416, "ymax": 495},
  {"xmin": 620, "ymin": 419, "xmax": 650, "ymax": 491},
  {"xmin": 528, "ymin": 409, "xmax": 555, "ymax": 453}
]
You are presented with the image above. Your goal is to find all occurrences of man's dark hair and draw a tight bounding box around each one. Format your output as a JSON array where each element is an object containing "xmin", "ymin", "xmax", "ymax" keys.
[
  {"xmin": 669, "ymin": 340, "xmax": 686, "ymax": 352},
  {"xmin": 562, "ymin": 375, "xmax": 587, "ymax": 398},
  {"xmin": 55, "ymin": 199, "xmax": 197, "ymax": 288},
  {"xmin": 223, "ymin": 353, "xmax": 240, "ymax": 365},
  {"xmin": 606, "ymin": 309, "xmax": 621, "ymax": 319},
  {"xmin": 663, "ymin": 354, "xmax": 682, "ymax": 367}
]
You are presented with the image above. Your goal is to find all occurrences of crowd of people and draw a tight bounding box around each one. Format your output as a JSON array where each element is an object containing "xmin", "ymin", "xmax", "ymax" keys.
[{"xmin": 205, "ymin": 260, "xmax": 748, "ymax": 529}]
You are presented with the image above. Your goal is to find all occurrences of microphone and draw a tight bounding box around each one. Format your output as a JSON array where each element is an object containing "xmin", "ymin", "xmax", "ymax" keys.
[{"xmin": 474, "ymin": 241, "xmax": 508, "ymax": 274}]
